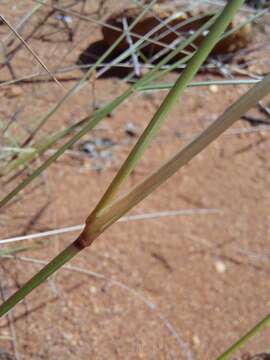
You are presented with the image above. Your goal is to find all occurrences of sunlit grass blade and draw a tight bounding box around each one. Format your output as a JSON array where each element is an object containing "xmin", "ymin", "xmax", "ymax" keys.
[
  {"xmin": 3, "ymin": 1, "xmax": 45, "ymax": 44},
  {"xmin": 138, "ymin": 79, "xmax": 261, "ymax": 91}
]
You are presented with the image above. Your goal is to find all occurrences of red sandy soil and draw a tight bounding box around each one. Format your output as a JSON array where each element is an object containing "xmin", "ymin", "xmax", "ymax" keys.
[{"xmin": 0, "ymin": 1, "xmax": 269, "ymax": 359}]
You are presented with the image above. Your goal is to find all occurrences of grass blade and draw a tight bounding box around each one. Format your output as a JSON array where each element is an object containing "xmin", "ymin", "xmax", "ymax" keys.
[
  {"xmin": 0, "ymin": 15, "xmax": 64, "ymax": 90},
  {"xmin": 216, "ymin": 314, "xmax": 270, "ymax": 360},
  {"xmin": 138, "ymin": 79, "xmax": 261, "ymax": 92}
]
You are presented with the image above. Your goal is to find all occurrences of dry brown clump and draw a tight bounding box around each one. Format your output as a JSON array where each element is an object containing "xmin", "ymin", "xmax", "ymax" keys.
[{"xmin": 102, "ymin": 4, "xmax": 252, "ymax": 60}]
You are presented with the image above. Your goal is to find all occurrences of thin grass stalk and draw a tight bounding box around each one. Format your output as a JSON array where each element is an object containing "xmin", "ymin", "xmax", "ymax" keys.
[
  {"xmin": 2, "ymin": 1, "xmax": 45, "ymax": 43},
  {"xmin": 88, "ymin": 0, "xmax": 245, "ymax": 217},
  {"xmin": 2, "ymin": 78, "xmax": 254, "ymax": 174},
  {"xmin": 0, "ymin": 117, "xmax": 89, "ymax": 176},
  {"xmin": 1, "ymin": 78, "xmax": 259, "ymax": 173},
  {"xmin": 138, "ymin": 79, "xmax": 261, "ymax": 91},
  {"xmin": 0, "ymin": 15, "xmax": 63, "ymax": 90},
  {"xmin": 0, "ymin": 243, "xmax": 79, "ymax": 316},
  {"xmin": 1, "ymin": 57, "xmax": 268, "ymax": 322},
  {"xmin": 216, "ymin": 314, "xmax": 270, "ymax": 360}
]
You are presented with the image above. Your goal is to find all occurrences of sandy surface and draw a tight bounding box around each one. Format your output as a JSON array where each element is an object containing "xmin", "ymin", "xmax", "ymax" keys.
[{"xmin": 0, "ymin": 1, "xmax": 269, "ymax": 359}]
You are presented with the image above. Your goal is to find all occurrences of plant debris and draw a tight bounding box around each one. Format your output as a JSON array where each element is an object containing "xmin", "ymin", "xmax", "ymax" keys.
[{"xmin": 102, "ymin": 4, "xmax": 252, "ymax": 62}]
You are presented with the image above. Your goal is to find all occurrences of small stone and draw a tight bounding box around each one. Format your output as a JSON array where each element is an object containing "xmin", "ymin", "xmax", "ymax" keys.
[
  {"xmin": 55, "ymin": 14, "xmax": 73, "ymax": 24},
  {"xmin": 126, "ymin": 121, "xmax": 137, "ymax": 137},
  {"xmin": 192, "ymin": 334, "xmax": 201, "ymax": 347},
  {"xmin": 80, "ymin": 141, "xmax": 97, "ymax": 158},
  {"xmin": 215, "ymin": 260, "xmax": 226, "ymax": 274},
  {"xmin": 4, "ymin": 86, "xmax": 22, "ymax": 98},
  {"xmin": 89, "ymin": 286, "xmax": 97, "ymax": 295},
  {"xmin": 209, "ymin": 84, "xmax": 218, "ymax": 93},
  {"xmin": 94, "ymin": 137, "xmax": 115, "ymax": 149}
]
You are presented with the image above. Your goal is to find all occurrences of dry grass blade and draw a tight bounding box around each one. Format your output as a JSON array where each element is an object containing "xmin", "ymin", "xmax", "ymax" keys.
[
  {"xmin": 0, "ymin": 15, "xmax": 64, "ymax": 90},
  {"xmin": 0, "ymin": 208, "xmax": 220, "ymax": 245}
]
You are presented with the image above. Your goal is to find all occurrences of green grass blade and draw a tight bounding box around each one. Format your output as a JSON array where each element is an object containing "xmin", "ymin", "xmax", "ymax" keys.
[
  {"xmin": 138, "ymin": 79, "xmax": 261, "ymax": 92},
  {"xmin": 0, "ymin": 243, "xmax": 79, "ymax": 317},
  {"xmin": 216, "ymin": 314, "xmax": 270, "ymax": 360},
  {"xmin": 0, "ymin": 117, "xmax": 89, "ymax": 176}
]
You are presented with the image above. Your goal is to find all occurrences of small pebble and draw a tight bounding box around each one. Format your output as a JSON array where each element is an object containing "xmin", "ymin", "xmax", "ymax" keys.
[
  {"xmin": 126, "ymin": 121, "xmax": 137, "ymax": 137},
  {"xmin": 215, "ymin": 260, "xmax": 226, "ymax": 274},
  {"xmin": 89, "ymin": 286, "xmax": 97, "ymax": 295},
  {"xmin": 209, "ymin": 84, "xmax": 218, "ymax": 93},
  {"xmin": 192, "ymin": 334, "xmax": 201, "ymax": 347},
  {"xmin": 55, "ymin": 14, "xmax": 73, "ymax": 24}
]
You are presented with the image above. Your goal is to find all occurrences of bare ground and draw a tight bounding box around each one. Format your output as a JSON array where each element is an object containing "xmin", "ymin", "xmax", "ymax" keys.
[{"xmin": 0, "ymin": 1, "xmax": 269, "ymax": 359}]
